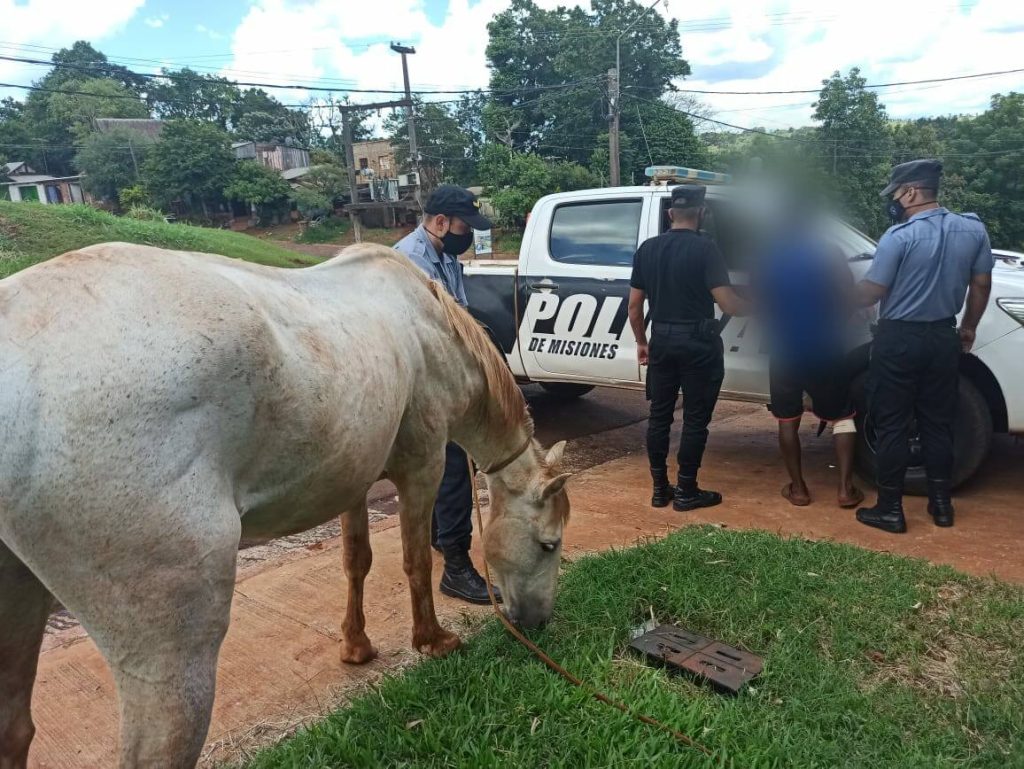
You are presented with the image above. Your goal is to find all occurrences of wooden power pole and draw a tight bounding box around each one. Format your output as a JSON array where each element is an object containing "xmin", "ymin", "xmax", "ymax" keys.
[{"xmin": 608, "ymin": 66, "xmax": 620, "ymax": 187}]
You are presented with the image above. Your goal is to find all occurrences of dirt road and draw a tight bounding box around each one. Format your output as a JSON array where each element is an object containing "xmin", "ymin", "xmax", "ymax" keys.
[{"xmin": 27, "ymin": 395, "xmax": 1022, "ymax": 768}]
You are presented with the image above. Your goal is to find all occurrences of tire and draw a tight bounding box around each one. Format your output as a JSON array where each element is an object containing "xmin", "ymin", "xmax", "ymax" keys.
[
  {"xmin": 538, "ymin": 382, "xmax": 595, "ymax": 400},
  {"xmin": 852, "ymin": 371, "xmax": 993, "ymax": 496}
]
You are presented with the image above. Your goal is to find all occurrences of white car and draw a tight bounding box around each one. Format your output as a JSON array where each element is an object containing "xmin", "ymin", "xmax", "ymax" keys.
[{"xmin": 464, "ymin": 171, "xmax": 1024, "ymax": 494}]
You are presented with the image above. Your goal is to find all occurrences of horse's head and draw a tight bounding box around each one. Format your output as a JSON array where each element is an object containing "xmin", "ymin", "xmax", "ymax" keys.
[{"xmin": 483, "ymin": 440, "xmax": 570, "ymax": 629}]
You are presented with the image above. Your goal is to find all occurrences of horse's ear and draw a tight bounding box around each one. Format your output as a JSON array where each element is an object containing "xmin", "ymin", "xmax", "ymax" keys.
[
  {"xmin": 540, "ymin": 473, "xmax": 571, "ymax": 501},
  {"xmin": 545, "ymin": 441, "xmax": 567, "ymax": 469}
]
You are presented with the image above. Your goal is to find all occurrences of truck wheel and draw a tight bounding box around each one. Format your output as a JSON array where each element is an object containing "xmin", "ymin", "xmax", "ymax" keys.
[
  {"xmin": 539, "ymin": 383, "xmax": 595, "ymax": 400},
  {"xmin": 852, "ymin": 372, "xmax": 992, "ymax": 496}
]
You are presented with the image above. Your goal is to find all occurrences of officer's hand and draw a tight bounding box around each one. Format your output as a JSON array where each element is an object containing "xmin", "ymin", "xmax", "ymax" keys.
[
  {"xmin": 959, "ymin": 326, "xmax": 976, "ymax": 353},
  {"xmin": 637, "ymin": 342, "xmax": 649, "ymax": 365}
]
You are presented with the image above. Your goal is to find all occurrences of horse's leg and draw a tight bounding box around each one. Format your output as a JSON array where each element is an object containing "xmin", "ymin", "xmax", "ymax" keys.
[
  {"xmin": 340, "ymin": 500, "xmax": 376, "ymax": 664},
  {"xmin": 392, "ymin": 465, "xmax": 461, "ymax": 658},
  {"xmin": 58, "ymin": 505, "xmax": 239, "ymax": 769},
  {"xmin": 0, "ymin": 542, "xmax": 53, "ymax": 769}
]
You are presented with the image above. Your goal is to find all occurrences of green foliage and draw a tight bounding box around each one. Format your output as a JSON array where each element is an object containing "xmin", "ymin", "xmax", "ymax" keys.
[
  {"xmin": 118, "ymin": 184, "xmax": 149, "ymax": 209},
  {"xmin": 47, "ymin": 78, "xmax": 149, "ymax": 144},
  {"xmin": 291, "ymin": 164, "xmax": 350, "ymax": 217},
  {"xmin": 75, "ymin": 128, "xmax": 153, "ymax": 203},
  {"xmin": 296, "ymin": 216, "xmax": 350, "ymax": 244},
  {"xmin": 0, "ymin": 200, "xmax": 315, "ymax": 280},
  {"xmin": 125, "ymin": 204, "xmax": 166, "ymax": 221},
  {"xmin": 290, "ymin": 187, "xmax": 331, "ymax": 218},
  {"xmin": 245, "ymin": 526, "xmax": 1024, "ymax": 768},
  {"xmin": 481, "ymin": 146, "xmax": 598, "ymax": 226},
  {"xmin": 224, "ymin": 160, "xmax": 291, "ymax": 207},
  {"xmin": 142, "ymin": 119, "xmax": 235, "ymax": 211},
  {"xmin": 386, "ymin": 95, "xmax": 483, "ymax": 187},
  {"xmin": 149, "ymin": 68, "xmax": 241, "ymax": 129}
]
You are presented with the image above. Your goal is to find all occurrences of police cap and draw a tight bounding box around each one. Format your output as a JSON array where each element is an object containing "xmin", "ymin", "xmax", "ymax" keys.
[
  {"xmin": 670, "ymin": 183, "xmax": 706, "ymax": 209},
  {"xmin": 424, "ymin": 184, "xmax": 492, "ymax": 230},
  {"xmin": 880, "ymin": 159, "xmax": 943, "ymax": 198}
]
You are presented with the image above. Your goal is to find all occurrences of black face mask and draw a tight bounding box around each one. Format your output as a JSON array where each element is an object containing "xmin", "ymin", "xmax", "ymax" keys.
[
  {"xmin": 441, "ymin": 229, "xmax": 474, "ymax": 256},
  {"xmin": 885, "ymin": 197, "xmax": 905, "ymax": 226}
]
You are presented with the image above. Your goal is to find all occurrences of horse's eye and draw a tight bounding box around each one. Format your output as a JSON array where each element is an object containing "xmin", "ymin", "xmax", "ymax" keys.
[{"xmin": 540, "ymin": 539, "xmax": 561, "ymax": 553}]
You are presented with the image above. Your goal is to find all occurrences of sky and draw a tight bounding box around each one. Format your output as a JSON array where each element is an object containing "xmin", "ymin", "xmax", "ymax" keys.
[{"xmin": 2, "ymin": 0, "xmax": 1023, "ymax": 135}]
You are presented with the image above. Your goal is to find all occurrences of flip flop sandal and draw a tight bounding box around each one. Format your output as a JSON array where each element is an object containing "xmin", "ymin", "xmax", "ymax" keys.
[
  {"xmin": 782, "ymin": 483, "xmax": 812, "ymax": 507},
  {"xmin": 838, "ymin": 487, "xmax": 866, "ymax": 509}
]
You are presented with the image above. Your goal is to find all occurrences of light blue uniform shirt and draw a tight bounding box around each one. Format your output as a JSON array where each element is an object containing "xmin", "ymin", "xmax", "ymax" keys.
[
  {"xmin": 866, "ymin": 207, "xmax": 994, "ymax": 321},
  {"xmin": 393, "ymin": 225, "xmax": 468, "ymax": 306}
]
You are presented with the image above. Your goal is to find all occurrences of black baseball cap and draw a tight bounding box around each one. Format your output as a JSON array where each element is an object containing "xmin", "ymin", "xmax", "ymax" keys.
[
  {"xmin": 880, "ymin": 159, "xmax": 943, "ymax": 198},
  {"xmin": 670, "ymin": 184, "xmax": 706, "ymax": 209},
  {"xmin": 424, "ymin": 184, "xmax": 493, "ymax": 230}
]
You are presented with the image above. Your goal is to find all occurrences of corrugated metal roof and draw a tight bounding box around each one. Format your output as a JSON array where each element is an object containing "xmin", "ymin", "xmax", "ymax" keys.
[
  {"xmin": 94, "ymin": 118, "xmax": 164, "ymax": 139},
  {"xmin": 0, "ymin": 174, "xmax": 81, "ymax": 184},
  {"xmin": 281, "ymin": 166, "xmax": 311, "ymax": 180}
]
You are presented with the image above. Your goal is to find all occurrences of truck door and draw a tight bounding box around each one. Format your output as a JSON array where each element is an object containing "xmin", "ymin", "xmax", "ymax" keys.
[{"xmin": 518, "ymin": 193, "xmax": 650, "ymax": 385}]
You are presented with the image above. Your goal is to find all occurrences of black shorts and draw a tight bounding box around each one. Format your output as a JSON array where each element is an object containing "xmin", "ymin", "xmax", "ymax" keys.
[{"xmin": 769, "ymin": 360, "xmax": 855, "ymax": 422}]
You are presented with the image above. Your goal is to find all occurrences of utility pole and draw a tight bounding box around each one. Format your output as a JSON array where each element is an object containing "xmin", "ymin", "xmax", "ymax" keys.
[
  {"xmin": 610, "ymin": 0, "xmax": 665, "ymax": 188},
  {"xmin": 608, "ymin": 66, "xmax": 620, "ymax": 186},
  {"xmin": 128, "ymin": 136, "xmax": 139, "ymax": 179},
  {"xmin": 391, "ymin": 42, "xmax": 422, "ymax": 213}
]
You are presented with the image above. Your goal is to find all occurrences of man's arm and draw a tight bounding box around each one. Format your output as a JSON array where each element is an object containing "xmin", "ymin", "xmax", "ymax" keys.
[
  {"xmin": 858, "ymin": 231, "xmax": 904, "ymax": 308},
  {"xmin": 959, "ymin": 273, "xmax": 992, "ymax": 352},
  {"xmin": 855, "ymin": 279, "xmax": 889, "ymax": 307},
  {"xmin": 710, "ymin": 286, "xmax": 751, "ymax": 317},
  {"xmin": 627, "ymin": 287, "xmax": 649, "ymax": 365}
]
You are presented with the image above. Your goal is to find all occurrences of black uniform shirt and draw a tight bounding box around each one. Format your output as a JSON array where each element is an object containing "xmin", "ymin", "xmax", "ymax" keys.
[{"xmin": 629, "ymin": 228, "xmax": 730, "ymax": 322}]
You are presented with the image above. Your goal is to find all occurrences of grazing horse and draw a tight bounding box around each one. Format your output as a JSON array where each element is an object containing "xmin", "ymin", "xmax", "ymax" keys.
[{"xmin": 0, "ymin": 242, "xmax": 570, "ymax": 769}]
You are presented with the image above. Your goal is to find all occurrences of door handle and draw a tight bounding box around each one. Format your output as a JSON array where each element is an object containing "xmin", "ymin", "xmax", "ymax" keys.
[{"xmin": 530, "ymin": 281, "xmax": 559, "ymax": 292}]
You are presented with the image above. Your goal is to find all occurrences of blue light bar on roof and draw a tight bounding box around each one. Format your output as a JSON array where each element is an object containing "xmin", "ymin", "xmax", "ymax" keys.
[{"xmin": 645, "ymin": 166, "xmax": 732, "ymax": 184}]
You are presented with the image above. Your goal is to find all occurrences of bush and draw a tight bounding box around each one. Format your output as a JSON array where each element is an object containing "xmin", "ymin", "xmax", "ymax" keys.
[
  {"xmin": 118, "ymin": 185, "xmax": 149, "ymax": 209},
  {"xmin": 125, "ymin": 205, "xmax": 167, "ymax": 222},
  {"xmin": 296, "ymin": 216, "xmax": 350, "ymax": 244}
]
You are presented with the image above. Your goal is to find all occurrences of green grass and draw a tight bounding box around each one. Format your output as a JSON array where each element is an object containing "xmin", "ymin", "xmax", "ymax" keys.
[
  {"xmin": 244, "ymin": 527, "xmax": 1023, "ymax": 769},
  {"xmin": 0, "ymin": 201, "xmax": 317, "ymax": 279},
  {"xmin": 296, "ymin": 216, "xmax": 351, "ymax": 244}
]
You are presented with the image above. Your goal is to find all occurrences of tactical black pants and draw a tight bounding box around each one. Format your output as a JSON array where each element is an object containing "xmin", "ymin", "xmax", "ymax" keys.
[
  {"xmin": 645, "ymin": 322, "xmax": 725, "ymax": 477},
  {"xmin": 431, "ymin": 443, "xmax": 473, "ymax": 555},
  {"xmin": 870, "ymin": 318, "xmax": 959, "ymax": 490}
]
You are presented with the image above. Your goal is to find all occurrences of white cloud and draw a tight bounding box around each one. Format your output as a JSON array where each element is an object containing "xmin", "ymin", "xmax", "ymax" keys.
[
  {"xmin": 144, "ymin": 13, "xmax": 169, "ymax": 29},
  {"xmin": 221, "ymin": 0, "xmax": 1024, "ymax": 136},
  {"xmin": 196, "ymin": 24, "xmax": 224, "ymax": 41},
  {"xmin": 0, "ymin": 0, "xmax": 146, "ymax": 103}
]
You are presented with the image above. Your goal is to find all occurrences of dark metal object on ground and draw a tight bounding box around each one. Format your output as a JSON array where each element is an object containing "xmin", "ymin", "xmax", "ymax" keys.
[{"xmin": 630, "ymin": 624, "xmax": 763, "ymax": 695}]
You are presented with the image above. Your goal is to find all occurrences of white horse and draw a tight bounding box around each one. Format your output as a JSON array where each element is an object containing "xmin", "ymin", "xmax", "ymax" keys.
[{"xmin": 0, "ymin": 242, "xmax": 570, "ymax": 769}]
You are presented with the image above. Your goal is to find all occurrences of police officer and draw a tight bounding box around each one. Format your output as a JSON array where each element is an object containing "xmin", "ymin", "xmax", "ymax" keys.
[
  {"xmin": 856, "ymin": 159, "xmax": 994, "ymax": 533},
  {"xmin": 394, "ymin": 185, "xmax": 499, "ymax": 604},
  {"xmin": 628, "ymin": 184, "xmax": 749, "ymax": 511}
]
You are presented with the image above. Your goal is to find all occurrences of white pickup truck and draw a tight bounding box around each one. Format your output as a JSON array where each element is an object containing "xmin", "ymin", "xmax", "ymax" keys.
[{"xmin": 463, "ymin": 169, "xmax": 1024, "ymax": 494}]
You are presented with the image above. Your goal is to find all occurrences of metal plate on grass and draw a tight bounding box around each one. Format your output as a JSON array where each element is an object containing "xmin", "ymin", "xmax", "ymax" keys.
[{"xmin": 629, "ymin": 624, "xmax": 762, "ymax": 695}]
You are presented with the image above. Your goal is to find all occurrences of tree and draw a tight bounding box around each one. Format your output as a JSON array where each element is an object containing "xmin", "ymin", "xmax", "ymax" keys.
[
  {"xmin": 813, "ymin": 68, "xmax": 892, "ymax": 234},
  {"xmin": 44, "ymin": 41, "xmax": 147, "ymax": 94},
  {"xmin": 306, "ymin": 97, "xmax": 372, "ymax": 161},
  {"xmin": 485, "ymin": 0, "xmax": 689, "ymax": 168},
  {"xmin": 480, "ymin": 146, "xmax": 598, "ymax": 226},
  {"xmin": 142, "ymin": 120, "xmax": 235, "ymax": 213},
  {"xmin": 48, "ymin": 78, "xmax": 150, "ymax": 144},
  {"xmin": 75, "ymin": 128, "xmax": 154, "ymax": 203},
  {"xmin": 148, "ymin": 68, "xmax": 242, "ymax": 129},
  {"xmin": 385, "ymin": 97, "xmax": 480, "ymax": 187},
  {"xmin": 224, "ymin": 160, "xmax": 291, "ymax": 224},
  {"xmin": 290, "ymin": 164, "xmax": 350, "ymax": 217}
]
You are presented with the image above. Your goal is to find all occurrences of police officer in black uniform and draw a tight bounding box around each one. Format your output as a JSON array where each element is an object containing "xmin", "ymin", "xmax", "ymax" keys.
[
  {"xmin": 628, "ymin": 184, "xmax": 750, "ymax": 510},
  {"xmin": 855, "ymin": 159, "xmax": 994, "ymax": 533}
]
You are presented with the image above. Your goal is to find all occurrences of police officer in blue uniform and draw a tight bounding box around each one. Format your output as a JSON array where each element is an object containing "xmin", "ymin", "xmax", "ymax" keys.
[
  {"xmin": 856, "ymin": 159, "xmax": 994, "ymax": 533},
  {"xmin": 628, "ymin": 184, "xmax": 749, "ymax": 511},
  {"xmin": 394, "ymin": 185, "xmax": 500, "ymax": 603}
]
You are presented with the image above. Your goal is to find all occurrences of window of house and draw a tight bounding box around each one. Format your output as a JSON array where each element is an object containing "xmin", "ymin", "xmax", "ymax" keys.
[
  {"xmin": 548, "ymin": 199, "xmax": 643, "ymax": 267},
  {"xmin": 359, "ymin": 158, "xmax": 369, "ymax": 170}
]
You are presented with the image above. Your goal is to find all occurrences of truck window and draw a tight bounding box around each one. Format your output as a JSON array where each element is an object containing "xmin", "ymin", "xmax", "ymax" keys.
[{"xmin": 549, "ymin": 199, "xmax": 643, "ymax": 267}]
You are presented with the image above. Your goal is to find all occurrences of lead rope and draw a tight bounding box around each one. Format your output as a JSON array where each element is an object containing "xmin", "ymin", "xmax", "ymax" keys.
[{"xmin": 467, "ymin": 457, "xmax": 711, "ymax": 756}]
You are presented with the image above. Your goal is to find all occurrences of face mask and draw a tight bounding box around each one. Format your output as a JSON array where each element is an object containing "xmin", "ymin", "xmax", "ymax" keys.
[
  {"xmin": 885, "ymin": 197, "xmax": 905, "ymax": 226},
  {"xmin": 441, "ymin": 229, "xmax": 474, "ymax": 256}
]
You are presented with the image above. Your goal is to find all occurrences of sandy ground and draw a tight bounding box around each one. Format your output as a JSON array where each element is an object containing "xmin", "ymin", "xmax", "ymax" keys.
[{"xmin": 25, "ymin": 400, "xmax": 1023, "ymax": 768}]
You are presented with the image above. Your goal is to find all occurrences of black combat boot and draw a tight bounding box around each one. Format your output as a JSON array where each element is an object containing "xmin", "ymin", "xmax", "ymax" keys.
[
  {"xmin": 650, "ymin": 466, "xmax": 675, "ymax": 508},
  {"xmin": 926, "ymin": 478, "xmax": 955, "ymax": 527},
  {"xmin": 855, "ymin": 485, "xmax": 907, "ymax": 533},
  {"xmin": 673, "ymin": 475, "xmax": 723, "ymax": 512},
  {"xmin": 439, "ymin": 550, "xmax": 502, "ymax": 605}
]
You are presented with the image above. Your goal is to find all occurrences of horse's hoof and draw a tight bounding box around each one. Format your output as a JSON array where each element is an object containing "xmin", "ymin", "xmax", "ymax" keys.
[
  {"xmin": 340, "ymin": 640, "xmax": 378, "ymax": 665},
  {"xmin": 415, "ymin": 631, "xmax": 462, "ymax": 658}
]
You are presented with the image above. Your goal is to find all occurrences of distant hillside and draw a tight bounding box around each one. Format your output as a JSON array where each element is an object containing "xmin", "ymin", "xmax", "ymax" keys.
[{"xmin": 0, "ymin": 202, "xmax": 318, "ymax": 280}]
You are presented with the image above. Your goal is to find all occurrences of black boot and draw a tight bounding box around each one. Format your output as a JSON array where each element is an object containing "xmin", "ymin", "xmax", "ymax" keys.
[
  {"xmin": 673, "ymin": 475, "xmax": 722, "ymax": 512},
  {"xmin": 439, "ymin": 550, "xmax": 502, "ymax": 605},
  {"xmin": 650, "ymin": 467, "xmax": 675, "ymax": 508},
  {"xmin": 927, "ymin": 479, "xmax": 955, "ymax": 527},
  {"xmin": 856, "ymin": 485, "xmax": 907, "ymax": 533}
]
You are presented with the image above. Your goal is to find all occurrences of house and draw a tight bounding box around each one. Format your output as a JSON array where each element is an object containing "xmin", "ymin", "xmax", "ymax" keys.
[
  {"xmin": 1, "ymin": 162, "xmax": 86, "ymax": 205},
  {"xmin": 352, "ymin": 139, "xmax": 397, "ymax": 180},
  {"xmin": 232, "ymin": 141, "xmax": 310, "ymax": 173},
  {"xmin": 93, "ymin": 118, "xmax": 165, "ymax": 140}
]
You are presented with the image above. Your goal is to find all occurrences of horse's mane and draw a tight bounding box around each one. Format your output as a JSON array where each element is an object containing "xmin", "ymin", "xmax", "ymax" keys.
[{"xmin": 424, "ymin": 280, "xmax": 535, "ymax": 442}]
